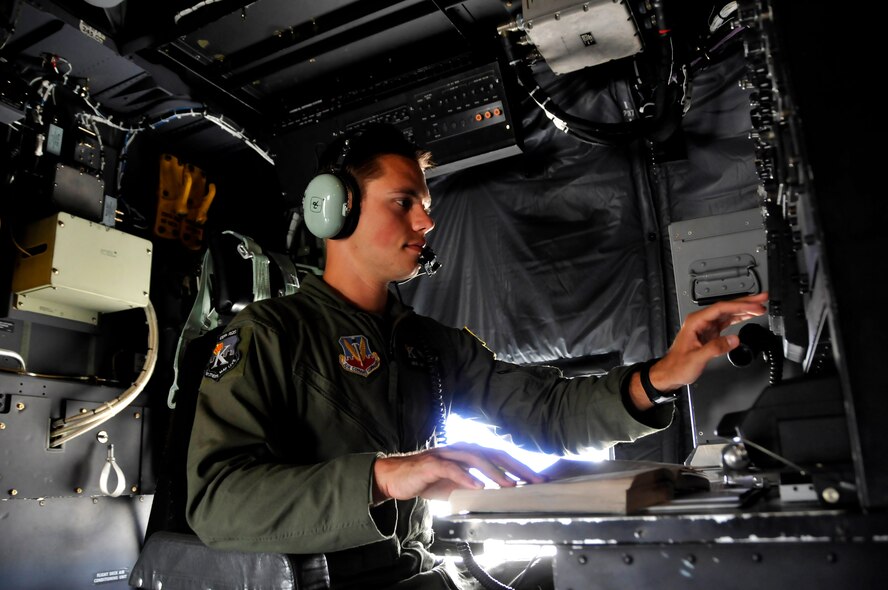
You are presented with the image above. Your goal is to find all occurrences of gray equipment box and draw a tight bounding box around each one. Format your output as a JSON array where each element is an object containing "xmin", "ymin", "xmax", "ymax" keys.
[{"xmin": 669, "ymin": 209, "xmax": 771, "ymax": 448}]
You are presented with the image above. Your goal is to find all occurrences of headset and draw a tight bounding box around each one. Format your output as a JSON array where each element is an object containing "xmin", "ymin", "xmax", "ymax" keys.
[
  {"xmin": 302, "ymin": 132, "xmax": 362, "ymax": 240},
  {"xmin": 302, "ymin": 126, "xmax": 442, "ymax": 276}
]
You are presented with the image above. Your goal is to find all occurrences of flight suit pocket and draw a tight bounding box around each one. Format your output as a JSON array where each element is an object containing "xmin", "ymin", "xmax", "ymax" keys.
[{"xmin": 292, "ymin": 363, "xmax": 395, "ymax": 451}]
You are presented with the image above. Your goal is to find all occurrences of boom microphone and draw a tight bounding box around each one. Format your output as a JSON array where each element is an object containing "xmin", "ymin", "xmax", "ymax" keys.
[{"xmin": 418, "ymin": 245, "xmax": 441, "ymax": 276}]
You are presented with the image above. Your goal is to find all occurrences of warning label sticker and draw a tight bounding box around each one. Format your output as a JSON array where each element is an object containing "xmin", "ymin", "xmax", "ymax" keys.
[{"xmin": 94, "ymin": 568, "xmax": 128, "ymax": 584}]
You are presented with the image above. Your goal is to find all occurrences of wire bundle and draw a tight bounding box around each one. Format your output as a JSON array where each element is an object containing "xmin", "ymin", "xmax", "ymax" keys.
[{"xmin": 48, "ymin": 303, "xmax": 159, "ymax": 448}]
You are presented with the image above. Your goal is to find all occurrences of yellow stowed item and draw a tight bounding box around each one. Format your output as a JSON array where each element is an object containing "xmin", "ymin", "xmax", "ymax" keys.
[
  {"xmin": 179, "ymin": 165, "xmax": 217, "ymax": 250},
  {"xmin": 154, "ymin": 153, "xmax": 217, "ymax": 249},
  {"xmin": 154, "ymin": 153, "xmax": 185, "ymax": 240}
]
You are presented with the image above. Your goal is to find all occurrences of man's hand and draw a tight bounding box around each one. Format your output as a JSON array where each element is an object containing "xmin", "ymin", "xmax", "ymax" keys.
[
  {"xmin": 371, "ymin": 442, "xmax": 545, "ymax": 504},
  {"xmin": 629, "ymin": 292, "xmax": 769, "ymax": 410}
]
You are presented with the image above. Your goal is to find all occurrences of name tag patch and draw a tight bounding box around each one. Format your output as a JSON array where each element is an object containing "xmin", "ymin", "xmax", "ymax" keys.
[{"xmin": 404, "ymin": 344, "xmax": 428, "ymax": 369}]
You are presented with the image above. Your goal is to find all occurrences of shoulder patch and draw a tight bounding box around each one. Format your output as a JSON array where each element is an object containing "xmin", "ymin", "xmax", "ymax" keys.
[
  {"xmin": 204, "ymin": 328, "xmax": 242, "ymax": 380},
  {"xmin": 338, "ymin": 335, "xmax": 381, "ymax": 377}
]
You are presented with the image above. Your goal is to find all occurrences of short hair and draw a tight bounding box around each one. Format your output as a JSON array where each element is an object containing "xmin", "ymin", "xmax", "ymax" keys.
[{"xmin": 316, "ymin": 123, "xmax": 433, "ymax": 198}]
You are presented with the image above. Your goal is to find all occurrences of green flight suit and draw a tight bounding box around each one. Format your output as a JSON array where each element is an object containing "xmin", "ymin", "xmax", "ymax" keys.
[{"xmin": 186, "ymin": 274, "xmax": 672, "ymax": 588}]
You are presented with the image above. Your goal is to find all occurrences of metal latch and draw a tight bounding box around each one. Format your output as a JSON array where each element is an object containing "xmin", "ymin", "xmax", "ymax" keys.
[{"xmin": 690, "ymin": 254, "xmax": 761, "ymax": 304}]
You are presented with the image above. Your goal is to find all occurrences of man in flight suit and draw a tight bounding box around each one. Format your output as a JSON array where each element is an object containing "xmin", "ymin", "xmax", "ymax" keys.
[{"xmin": 186, "ymin": 124, "xmax": 768, "ymax": 589}]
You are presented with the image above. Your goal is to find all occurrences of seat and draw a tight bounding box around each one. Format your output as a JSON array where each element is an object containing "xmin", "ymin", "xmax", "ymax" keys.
[
  {"xmin": 130, "ymin": 531, "xmax": 329, "ymax": 590},
  {"xmin": 129, "ymin": 231, "xmax": 327, "ymax": 590}
]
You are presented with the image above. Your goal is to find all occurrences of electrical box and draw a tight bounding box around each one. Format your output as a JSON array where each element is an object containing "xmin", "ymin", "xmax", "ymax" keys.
[
  {"xmin": 47, "ymin": 162, "xmax": 106, "ymax": 222},
  {"xmin": 12, "ymin": 212, "xmax": 152, "ymax": 324},
  {"xmin": 669, "ymin": 208, "xmax": 771, "ymax": 447},
  {"xmin": 522, "ymin": 0, "xmax": 643, "ymax": 74}
]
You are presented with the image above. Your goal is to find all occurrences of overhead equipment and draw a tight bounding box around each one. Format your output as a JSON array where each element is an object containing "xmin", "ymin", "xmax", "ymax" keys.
[{"xmin": 497, "ymin": 1, "xmax": 745, "ymax": 146}]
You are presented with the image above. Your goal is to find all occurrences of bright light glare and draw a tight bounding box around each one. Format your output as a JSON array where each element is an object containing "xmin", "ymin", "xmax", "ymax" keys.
[
  {"xmin": 430, "ymin": 412, "xmax": 609, "ymax": 517},
  {"xmin": 472, "ymin": 540, "xmax": 556, "ymax": 570},
  {"xmin": 431, "ymin": 412, "xmax": 609, "ymax": 566},
  {"xmin": 444, "ymin": 413, "xmax": 559, "ymax": 473}
]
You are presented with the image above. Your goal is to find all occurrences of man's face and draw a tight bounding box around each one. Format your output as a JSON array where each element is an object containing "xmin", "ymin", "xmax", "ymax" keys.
[{"xmin": 345, "ymin": 153, "xmax": 435, "ymax": 283}]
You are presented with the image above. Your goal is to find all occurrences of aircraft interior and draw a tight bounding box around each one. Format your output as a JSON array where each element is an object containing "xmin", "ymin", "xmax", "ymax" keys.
[{"xmin": 0, "ymin": 1, "xmax": 884, "ymax": 589}]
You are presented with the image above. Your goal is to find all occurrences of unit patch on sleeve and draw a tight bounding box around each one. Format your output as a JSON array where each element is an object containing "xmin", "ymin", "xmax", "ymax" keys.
[
  {"xmin": 204, "ymin": 328, "xmax": 242, "ymax": 380},
  {"xmin": 338, "ymin": 335, "xmax": 381, "ymax": 377}
]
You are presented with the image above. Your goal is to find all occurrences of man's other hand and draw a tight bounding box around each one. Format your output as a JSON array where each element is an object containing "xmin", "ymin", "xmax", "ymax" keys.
[{"xmin": 657, "ymin": 291, "xmax": 769, "ymax": 388}]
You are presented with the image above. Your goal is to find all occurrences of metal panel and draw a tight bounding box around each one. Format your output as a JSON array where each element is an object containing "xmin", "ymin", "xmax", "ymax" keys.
[
  {"xmin": 438, "ymin": 507, "xmax": 887, "ymax": 587},
  {"xmin": 668, "ymin": 209, "xmax": 772, "ymax": 446},
  {"xmin": 0, "ymin": 318, "xmax": 25, "ymax": 371},
  {"xmin": 2, "ymin": 312, "xmax": 99, "ymax": 375},
  {"xmin": 0, "ymin": 393, "xmax": 145, "ymax": 499},
  {"xmin": 438, "ymin": 506, "xmax": 888, "ymax": 546},
  {"xmin": 669, "ymin": 209, "xmax": 767, "ymax": 319},
  {"xmin": 554, "ymin": 542, "xmax": 883, "ymax": 589},
  {"xmin": 0, "ymin": 494, "xmax": 152, "ymax": 590}
]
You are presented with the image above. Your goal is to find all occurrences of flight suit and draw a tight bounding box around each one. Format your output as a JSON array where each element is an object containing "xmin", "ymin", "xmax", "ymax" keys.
[{"xmin": 186, "ymin": 273, "xmax": 672, "ymax": 588}]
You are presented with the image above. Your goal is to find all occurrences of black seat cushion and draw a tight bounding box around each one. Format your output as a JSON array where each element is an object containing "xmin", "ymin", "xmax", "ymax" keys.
[{"xmin": 129, "ymin": 531, "xmax": 330, "ymax": 590}]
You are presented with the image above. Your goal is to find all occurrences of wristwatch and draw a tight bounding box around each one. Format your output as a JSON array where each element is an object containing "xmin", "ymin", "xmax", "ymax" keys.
[{"xmin": 639, "ymin": 358, "xmax": 679, "ymax": 405}]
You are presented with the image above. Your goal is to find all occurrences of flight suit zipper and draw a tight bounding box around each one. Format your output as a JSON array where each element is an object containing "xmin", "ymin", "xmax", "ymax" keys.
[{"xmin": 389, "ymin": 312, "xmax": 409, "ymax": 449}]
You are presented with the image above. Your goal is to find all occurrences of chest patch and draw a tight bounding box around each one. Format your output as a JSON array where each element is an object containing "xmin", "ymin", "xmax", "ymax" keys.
[
  {"xmin": 338, "ymin": 335, "xmax": 381, "ymax": 377},
  {"xmin": 204, "ymin": 328, "xmax": 242, "ymax": 380},
  {"xmin": 404, "ymin": 344, "xmax": 429, "ymax": 370}
]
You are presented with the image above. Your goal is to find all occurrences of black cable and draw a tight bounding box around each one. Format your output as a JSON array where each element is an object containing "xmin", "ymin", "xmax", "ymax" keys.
[
  {"xmin": 507, "ymin": 555, "xmax": 542, "ymax": 588},
  {"xmin": 419, "ymin": 337, "xmax": 516, "ymax": 588},
  {"xmin": 499, "ymin": 1, "xmax": 688, "ymax": 146},
  {"xmin": 763, "ymin": 337, "xmax": 783, "ymax": 386},
  {"xmin": 424, "ymin": 344, "xmax": 447, "ymax": 447},
  {"xmin": 507, "ymin": 50, "xmax": 681, "ymax": 146},
  {"xmin": 458, "ymin": 542, "xmax": 515, "ymax": 590},
  {"xmin": 397, "ymin": 280, "xmax": 526, "ymax": 589}
]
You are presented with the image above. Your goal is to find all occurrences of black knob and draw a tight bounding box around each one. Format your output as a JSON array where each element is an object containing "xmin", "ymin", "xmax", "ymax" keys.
[{"xmin": 728, "ymin": 323, "xmax": 773, "ymax": 367}]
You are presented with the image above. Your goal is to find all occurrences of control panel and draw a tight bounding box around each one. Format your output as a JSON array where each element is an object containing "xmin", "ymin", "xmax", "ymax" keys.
[{"xmin": 271, "ymin": 60, "xmax": 522, "ymax": 193}]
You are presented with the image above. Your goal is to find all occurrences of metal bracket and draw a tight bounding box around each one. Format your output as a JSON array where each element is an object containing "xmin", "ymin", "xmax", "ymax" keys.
[{"xmin": 690, "ymin": 253, "xmax": 760, "ymax": 304}]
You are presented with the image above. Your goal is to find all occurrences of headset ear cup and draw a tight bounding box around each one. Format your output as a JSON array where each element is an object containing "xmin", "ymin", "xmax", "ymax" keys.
[
  {"xmin": 303, "ymin": 172, "xmax": 351, "ymax": 239},
  {"xmin": 334, "ymin": 174, "xmax": 360, "ymax": 239}
]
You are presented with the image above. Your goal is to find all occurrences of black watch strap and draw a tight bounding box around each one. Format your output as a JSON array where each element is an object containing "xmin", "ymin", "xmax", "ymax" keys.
[{"xmin": 639, "ymin": 359, "xmax": 678, "ymax": 405}]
